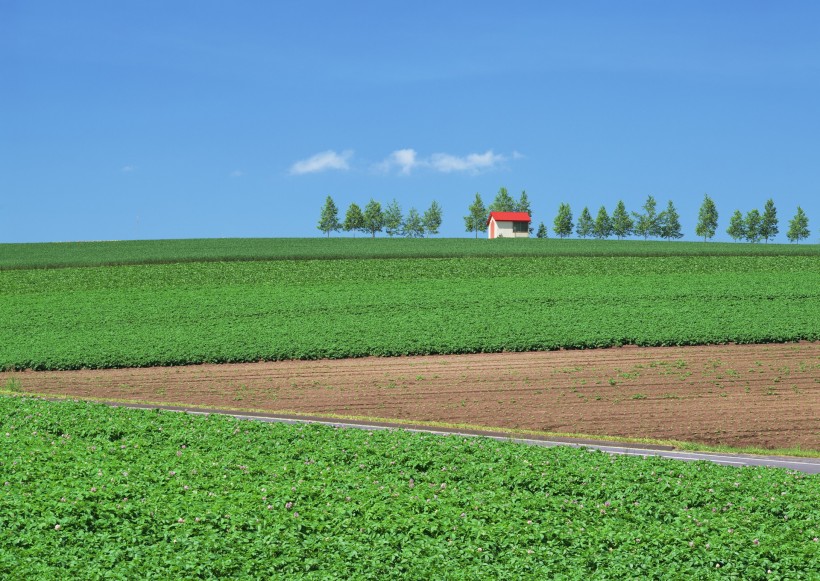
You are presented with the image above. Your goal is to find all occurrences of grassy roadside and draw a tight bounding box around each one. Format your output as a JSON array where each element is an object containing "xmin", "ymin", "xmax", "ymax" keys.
[{"xmin": 3, "ymin": 388, "xmax": 817, "ymax": 459}]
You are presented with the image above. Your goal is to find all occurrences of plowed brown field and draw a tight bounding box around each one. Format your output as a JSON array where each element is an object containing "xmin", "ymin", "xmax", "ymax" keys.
[{"xmin": 3, "ymin": 343, "xmax": 818, "ymax": 450}]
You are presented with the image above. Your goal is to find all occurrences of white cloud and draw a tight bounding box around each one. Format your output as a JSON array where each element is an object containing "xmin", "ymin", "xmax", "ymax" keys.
[
  {"xmin": 429, "ymin": 150, "xmax": 506, "ymax": 173},
  {"xmin": 290, "ymin": 150, "xmax": 353, "ymax": 175},
  {"xmin": 121, "ymin": 165, "xmax": 136, "ymax": 172},
  {"xmin": 378, "ymin": 148, "xmax": 420, "ymax": 175},
  {"xmin": 230, "ymin": 170, "xmax": 244, "ymax": 177}
]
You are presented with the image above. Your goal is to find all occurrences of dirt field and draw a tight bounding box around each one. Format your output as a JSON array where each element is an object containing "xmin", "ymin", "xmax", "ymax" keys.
[{"xmin": 3, "ymin": 342, "xmax": 818, "ymax": 450}]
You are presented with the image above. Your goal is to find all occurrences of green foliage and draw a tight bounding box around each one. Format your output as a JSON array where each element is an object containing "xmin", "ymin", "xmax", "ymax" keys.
[
  {"xmin": 593, "ymin": 206, "xmax": 612, "ymax": 239},
  {"xmin": 746, "ymin": 209, "xmax": 762, "ymax": 243},
  {"xmin": 383, "ymin": 200, "xmax": 403, "ymax": 237},
  {"xmin": 2, "ymin": 377, "xmax": 22, "ymax": 392},
  {"xmin": 515, "ymin": 190, "xmax": 531, "ymax": 216},
  {"xmin": 2, "ymin": 237, "xmax": 819, "ymax": 272},
  {"xmin": 422, "ymin": 201, "xmax": 443, "ymax": 237},
  {"xmin": 633, "ymin": 195, "xmax": 661, "ymax": 240},
  {"xmin": 2, "ymin": 255, "xmax": 819, "ymax": 371},
  {"xmin": 658, "ymin": 200, "xmax": 684, "ymax": 240},
  {"xmin": 787, "ymin": 207, "xmax": 810, "ymax": 244},
  {"xmin": 316, "ymin": 196, "xmax": 340, "ymax": 237},
  {"xmin": 696, "ymin": 194, "xmax": 719, "ymax": 241},
  {"xmin": 576, "ymin": 207, "xmax": 594, "ymax": 239},
  {"xmin": 535, "ymin": 222, "xmax": 548, "ymax": 239},
  {"xmin": 402, "ymin": 208, "xmax": 425, "ymax": 238},
  {"xmin": 727, "ymin": 210, "xmax": 747, "ymax": 242},
  {"xmin": 489, "ymin": 187, "xmax": 516, "ymax": 213},
  {"xmin": 611, "ymin": 201, "xmax": 633, "ymax": 240},
  {"xmin": 464, "ymin": 194, "xmax": 488, "ymax": 238},
  {"xmin": 363, "ymin": 199, "xmax": 384, "ymax": 238},
  {"xmin": 760, "ymin": 199, "xmax": 779, "ymax": 243},
  {"xmin": 553, "ymin": 203, "xmax": 573, "ymax": 239},
  {"xmin": 1, "ymin": 396, "xmax": 818, "ymax": 578},
  {"xmin": 343, "ymin": 203, "xmax": 365, "ymax": 237}
]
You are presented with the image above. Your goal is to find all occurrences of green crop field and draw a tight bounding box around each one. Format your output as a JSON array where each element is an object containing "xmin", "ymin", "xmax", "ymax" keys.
[
  {"xmin": 2, "ymin": 252, "xmax": 819, "ymax": 370},
  {"xmin": 1, "ymin": 237, "xmax": 818, "ymax": 270},
  {"xmin": 1, "ymin": 396, "xmax": 817, "ymax": 578}
]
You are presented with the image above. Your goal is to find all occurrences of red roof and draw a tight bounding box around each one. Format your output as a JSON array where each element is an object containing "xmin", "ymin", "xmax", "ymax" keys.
[{"xmin": 487, "ymin": 211, "xmax": 531, "ymax": 225}]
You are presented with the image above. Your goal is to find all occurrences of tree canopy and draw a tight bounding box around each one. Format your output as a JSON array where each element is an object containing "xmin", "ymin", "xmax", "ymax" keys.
[
  {"xmin": 633, "ymin": 195, "xmax": 661, "ymax": 240},
  {"xmin": 576, "ymin": 207, "xmax": 593, "ymax": 239},
  {"xmin": 695, "ymin": 194, "xmax": 718, "ymax": 241},
  {"xmin": 760, "ymin": 198, "xmax": 779, "ymax": 243},
  {"xmin": 726, "ymin": 210, "xmax": 746, "ymax": 241},
  {"xmin": 553, "ymin": 203, "xmax": 573, "ymax": 238},
  {"xmin": 464, "ymin": 193, "xmax": 488, "ymax": 238},
  {"xmin": 611, "ymin": 200, "xmax": 633, "ymax": 240},
  {"xmin": 422, "ymin": 201, "xmax": 443, "ymax": 236},
  {"xmin": 363, "ymin": 199, "xmax": 384, "ymax": 238},
  {"xmin": 383, "ymin": 200, "xmax": 403, "ymax": 237},
  {"xmin": 343, "ymin": 203, "xmax": 365, "ymax": 237},
  {"xmin": 593, "ymin": 206, "xmax": 612, "ymax": 239},
  {"xmin": 317, "ymin": 196, "xmax": 340, "ymax": 237},
  {"xmin": 786, "ymin": 206, "xmax": 810, "ymax": 243},
  {"xmin": 489, "ymin": 187, "xmax": 516, "ymax": 213},
  {"xmin": 658, "ymin": 200, "xmax": 683, "ymax": 240}
]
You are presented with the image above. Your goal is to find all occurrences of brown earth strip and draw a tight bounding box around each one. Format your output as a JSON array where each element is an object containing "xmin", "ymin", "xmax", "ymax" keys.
[{"xmin": 2, "ymin": 342, "xmax": 819, "ymax": 450}]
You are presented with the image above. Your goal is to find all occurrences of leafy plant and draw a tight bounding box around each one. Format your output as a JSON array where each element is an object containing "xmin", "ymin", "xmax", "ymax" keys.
[{"xmin": 1, "ymin": 396, "xmax": 818, "ymax": 578}]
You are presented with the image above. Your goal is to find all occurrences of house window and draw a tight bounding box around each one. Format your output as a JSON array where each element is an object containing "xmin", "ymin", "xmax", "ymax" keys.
[{"xmin": 513, "ymin": 221, "xmax": 529, "ymax": 233}]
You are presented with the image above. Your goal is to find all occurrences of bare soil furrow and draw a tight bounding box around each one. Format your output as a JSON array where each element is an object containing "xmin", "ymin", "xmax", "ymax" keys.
[{"xmin": 2, "ymin": 342, "xmax": 818, "ymax": 450}]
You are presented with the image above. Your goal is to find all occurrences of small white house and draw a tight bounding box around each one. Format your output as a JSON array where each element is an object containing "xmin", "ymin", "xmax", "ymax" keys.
[{"xmin": 487, "ymin": 211, "xmax": 531, "ymax": 239}]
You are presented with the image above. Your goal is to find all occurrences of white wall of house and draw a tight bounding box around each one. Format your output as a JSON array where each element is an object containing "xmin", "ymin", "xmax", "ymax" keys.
[{"xmin": 489, "ymin": 219, "xmax": 529, "ymax": 239}]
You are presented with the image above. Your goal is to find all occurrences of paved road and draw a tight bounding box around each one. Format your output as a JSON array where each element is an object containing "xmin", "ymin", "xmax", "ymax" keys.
[{"xmin": 113, "ymin": 402, "xmax": 820, "ymax": 475}]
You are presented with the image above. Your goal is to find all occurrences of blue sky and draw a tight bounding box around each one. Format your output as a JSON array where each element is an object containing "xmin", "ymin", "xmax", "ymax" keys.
[{"xmin": 3, "ymin": 1, "xmax": 819, "ymax": 243}]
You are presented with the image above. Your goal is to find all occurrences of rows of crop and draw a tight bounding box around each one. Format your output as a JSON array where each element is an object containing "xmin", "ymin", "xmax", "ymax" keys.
[
  {"xmin": 2, "ymin": 237, "xmax": 818, "ymax": 270},
  {"xmin": 2, "ymin": 257, "xmax": 819, "ymax": 370},
  {"xmin": 1, "ymin": 396, "xmax": 816, "ymax": 578}
]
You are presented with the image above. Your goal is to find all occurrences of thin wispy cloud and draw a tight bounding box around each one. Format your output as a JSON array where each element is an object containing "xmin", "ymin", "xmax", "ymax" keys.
[
  {"xmin": 378, "ymin": 148, "xmax": 419, "ymax": 175},
  {"xmin": 375, "ymin": 149, "xmax": 513, "ymax": 175},
  {"xmin": 121, "ymin": 165, "xmax": 136, "ymax": 173},
  {"xmin": 230, "ymin": 170, "xmax": 244, "ymax": 177},
  {"xmin": 290, "ymin": 150, "xmax": 353, "ymax": 175},
  {"xmin": 429, "ymin": 150, "xmax": 506, "ymax": 174}
]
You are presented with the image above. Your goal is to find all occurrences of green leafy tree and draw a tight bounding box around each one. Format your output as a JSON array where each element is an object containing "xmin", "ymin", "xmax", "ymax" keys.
[
  {"xmin": 402, "ymin": 207, "xmax": 425, "ymax": 238},
  {"xmin": 343, "ymin": 203, "xmax": 365, "ymax": 237},
  {"xmin": 695, "ymin": 194, "xmax": 718, "ymax": 241},
  {"xmin": 760, "ymin": 198, "xmax": 779, "ymax": 243},
  {"xmin": 745, "ymin": 209, "xmax": 762, "ymax": 243},
  {"xmin": 489, "ymin": 187, "xmax": 516, "ymax": 213},
  {"xmin": 576, "ymin": 206, "xmax": 594, "ymax": 239},
  {"xmin": 422, "ymin": 201, "xmax": 443, "ymax": 236},
  {"xmin": 363, "ymin": 199, "xmax": 384, "ymax": 238},
  {"xmin": 593, "ymin": 206, "xmax": 612, "ymax": 239},
  {"xmin": 536, "ymin": 221, "xmax": 548, "ymax": 238},
  {"xmin": 611, "ymin": 200, "xmax": 633, "ymax": 240},
  {"xmin": 726, "ymin": 210, "xmax": 746, "ymax": 241},
  {"xmin": 383, "ymin": 199, "xmax": 403, "ymax": 237},
  {"xmin": 632, "ymin": 195, "xmax": 661, "ymax": 239},
  {"xmin": 464, "ymin": 193, "xmax": 488, "ymax": 238},
  {"xmin": 515, "ymin": 190, "xmax": 533, "ymax": 234},
  {"xmin": 514, "ymin": 190, "xmax": 532, "ymax": 215},
  {"xmin": 786, "ymin": 206, "xmax": 810, "ymax": 243},
  {"xmin": 317, "ymin": 195, "xmax": 341, "ymax": 237},
  {"xmin": 658, "ymin": 200, "xmax": 683, "ymax": 240},
  {"xmin": 553, "ymin": 203, "xmax": 573, "ymax": 238}
]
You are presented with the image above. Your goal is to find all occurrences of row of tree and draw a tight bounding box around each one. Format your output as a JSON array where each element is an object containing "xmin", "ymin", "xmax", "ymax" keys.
[
  {"xmin": 549, "ymin": 197, "xmax": 684, "ymax": 240},
  {"xmin": 318, "ymin": 196, "xmax": 442, "ymax": 238},
  {"xmin": 464, "ymin": 188, "xmax": 813, "ymax": 243},
  {"xmin": 726, "ymin": 201, "xmax": 811, "ymax": 243}
]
